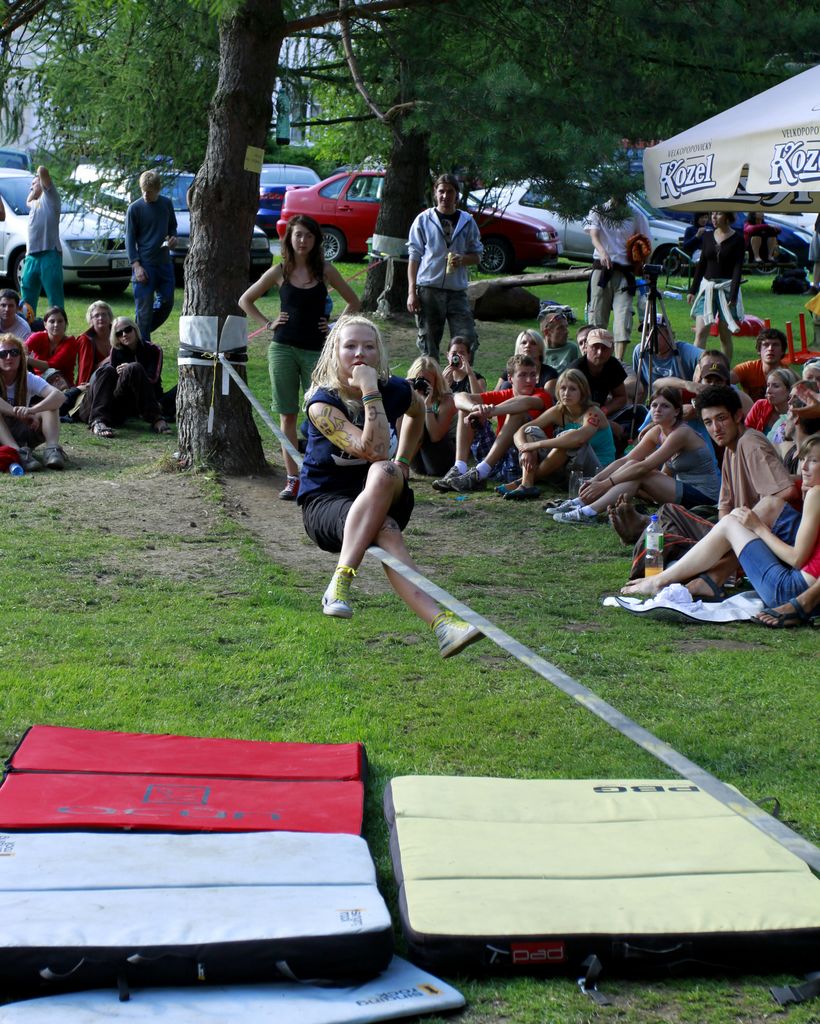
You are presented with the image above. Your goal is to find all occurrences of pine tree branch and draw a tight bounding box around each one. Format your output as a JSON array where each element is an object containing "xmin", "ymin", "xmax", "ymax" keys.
[{"xmin": 285, "ymin": 0, "xmax": 442, "ymax": 37}]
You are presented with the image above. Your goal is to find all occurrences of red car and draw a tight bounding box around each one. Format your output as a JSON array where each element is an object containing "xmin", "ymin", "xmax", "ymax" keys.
[{"xmin": 276, "ymin": 170, "xmax": 561, "ymax": 274}]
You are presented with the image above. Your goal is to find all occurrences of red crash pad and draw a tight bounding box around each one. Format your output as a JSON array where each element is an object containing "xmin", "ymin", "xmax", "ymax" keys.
[
  {"xmin": 1, "ymin": 726, "xmax": 366, "ymax": 834},
  {"xmin": 8, "ymin": 725, "xmax": 365, "ymax": 781}
]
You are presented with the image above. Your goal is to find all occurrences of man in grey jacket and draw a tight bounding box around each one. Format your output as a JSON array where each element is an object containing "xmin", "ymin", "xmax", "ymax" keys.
[{"xmin": 407, "ymin": 174, "xmax": 482, "ymax": 360}]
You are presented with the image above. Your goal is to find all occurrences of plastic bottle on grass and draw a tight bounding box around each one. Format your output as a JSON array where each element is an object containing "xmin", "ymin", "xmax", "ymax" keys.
[
  {"xmin": 644, "ymin": 515, "xmax": 663, "ymax": 577},
  {"xmin": 8, "ymin": 463, "xmax": 24, "ymax": 477}
]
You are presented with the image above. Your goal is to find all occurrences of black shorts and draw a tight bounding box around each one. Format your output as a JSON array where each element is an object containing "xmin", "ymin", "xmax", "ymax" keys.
[{"xmin": 301, "ymin": 483, "xmax": 415, "ymax": 554}]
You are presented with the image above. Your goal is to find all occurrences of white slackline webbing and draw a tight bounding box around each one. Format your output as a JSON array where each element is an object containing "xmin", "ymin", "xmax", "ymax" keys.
[{"xmin": 216, "ymin": 354, "xmax": 820, "ymax": 873}]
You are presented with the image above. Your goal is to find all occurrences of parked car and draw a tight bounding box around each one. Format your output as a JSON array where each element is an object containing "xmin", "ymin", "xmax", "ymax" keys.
[
  {"xmin": 72, "ymin": 164, "xmax": 273, "ymax": 285},
  {"xmin": 0, "ymin": 147, "xmax": 33, "ymax": 172},
  {"xmin": 471, "ymin": 181, "xmax": 687, "ymax": 271},
  {"xmin": 276, "ymin": 170, "xmax": 561, "ymax": 273},
  {"xmin": 159, "ymin": 172, "xmax": 272, "ymax": 285},
  {"xmin": 0, "ymin": 168, "xmax": 132, "ymax": 294},
  {"xmin": 257, "ymin": 163, "xmax": 320, "ymax": 236}
]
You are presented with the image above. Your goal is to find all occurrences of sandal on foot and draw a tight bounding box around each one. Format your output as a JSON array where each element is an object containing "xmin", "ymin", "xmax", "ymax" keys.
[
  {"xmin": 152, "ymin": 419, "xmax": 171, "ymax": 434},
  {"xmin": 504, "ymin": 486, "xmax": 540, "ymax": 500},
  {"xmin": 695, "ymin": 573, "xmax": 727, "ymax": 601},
  {"xmin": 755, "ymin": 601, "xmax": 811, "ymax": 629},
  {"xmin": 91, "ymin": 421, "xmax": 115, "ymax": 438}
]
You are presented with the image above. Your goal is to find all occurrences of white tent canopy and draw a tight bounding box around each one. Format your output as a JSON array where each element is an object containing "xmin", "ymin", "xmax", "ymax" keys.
[{"xmin": 643, "ymin": 64, "xmax": 820, "ymax": 213}]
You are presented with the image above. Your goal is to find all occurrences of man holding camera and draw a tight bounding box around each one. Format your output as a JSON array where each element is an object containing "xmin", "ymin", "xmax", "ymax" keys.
[{"xmin": 407, "ymin": 174, "xmax": 483, "ymax": 360}]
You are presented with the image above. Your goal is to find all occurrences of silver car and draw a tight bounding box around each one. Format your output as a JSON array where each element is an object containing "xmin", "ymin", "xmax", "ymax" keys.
[{"xmin": 0, "ymin": 168, "xmax": 132, "ymax": 295}]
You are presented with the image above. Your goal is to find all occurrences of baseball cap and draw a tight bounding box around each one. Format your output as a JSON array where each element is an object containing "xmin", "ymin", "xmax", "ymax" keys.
[
  {"xmin": 586, "ymin": 328, "xmax": 614, "ymax": 349},
  {"xmin": 700, "ymin": 360, "xmax": 730, "ymax": 381}
]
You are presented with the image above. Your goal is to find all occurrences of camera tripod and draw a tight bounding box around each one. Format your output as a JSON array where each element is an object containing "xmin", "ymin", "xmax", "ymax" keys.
[{"xmin": 630, "ymin": 265, "xmax": 670, "ymax": 439}]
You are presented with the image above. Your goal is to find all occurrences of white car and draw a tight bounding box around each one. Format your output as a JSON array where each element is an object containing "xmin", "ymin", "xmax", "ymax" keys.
[
  {"xmin": 0, "ymin": 168, "xmax": 132, "ymax": 295},
  {"xmin": 471, "ymin": 182, "xmax": 688, "ymax": 270}
]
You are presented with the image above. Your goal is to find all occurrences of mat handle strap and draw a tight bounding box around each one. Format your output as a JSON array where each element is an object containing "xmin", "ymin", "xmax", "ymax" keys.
[
  {"xmin": 577, "ymin": 954, "xmax": 612, "ymax": 1006},
  {"xmin": 117, "ymin": 973, "xmax": 131, "ymax": 1002},
  {"xmin": 770, "ymin": 972, "xmax": 820, "ymax": 1006}
]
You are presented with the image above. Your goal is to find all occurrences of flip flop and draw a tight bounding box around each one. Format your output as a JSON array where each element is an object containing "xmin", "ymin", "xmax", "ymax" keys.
[{"xmin": 754, "ymin": 601, "xmax": 811, "ymax": 629}]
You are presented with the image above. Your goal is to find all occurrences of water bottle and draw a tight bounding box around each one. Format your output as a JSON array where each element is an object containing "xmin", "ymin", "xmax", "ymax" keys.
[
  {"xmin": 644, "ymin": 514, "xmax": 663, "ymax": 577},
  {"xmin": 8, "ymin": 462, "xmax": 24, "ymax": 477}
]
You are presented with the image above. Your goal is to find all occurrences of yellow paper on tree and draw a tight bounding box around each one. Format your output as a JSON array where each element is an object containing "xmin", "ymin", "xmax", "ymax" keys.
[{"xmin": 244, "ymin": 146, "xmax": 264, "ymax": 174}]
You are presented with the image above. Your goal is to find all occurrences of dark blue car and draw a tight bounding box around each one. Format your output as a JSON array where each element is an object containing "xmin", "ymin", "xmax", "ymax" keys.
[{"xmin": 257, "ymin": 163, "xmax": 320, "ymax": 236}]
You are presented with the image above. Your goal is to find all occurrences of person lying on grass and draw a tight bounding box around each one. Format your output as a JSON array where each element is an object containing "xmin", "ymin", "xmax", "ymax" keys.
[
  {"xmin": 297, "ymin": 315, "xmax": 483, "ymax": 659},
  {"xmin": 500, "ymin": 368, "xmax": 615, "ymax": 501},
  {"xmin": 433, "ymin": 353, "xmax": 551, "ymax": 492},
  {"xmin": 622, "ymin": 435, "xmax": 820, "ymax": 606},
  {"xmin": 551, "ymin": 386, "xmax": 719, "ymax": 523}
]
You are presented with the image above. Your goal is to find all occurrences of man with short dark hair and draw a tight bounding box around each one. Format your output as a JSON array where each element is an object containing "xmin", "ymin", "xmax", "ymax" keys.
[
  {"xmin": 21, "ymin": 166, "xmax": 63, "ymax": 315},
  {"xmin": 125, "ymin": 169, "xmax": 177, "ymax": 342},
  {"xmin": 433, "ymin": 354, "xmax": 551, "ymax": 492},
  {"xmin": 407, "ymin": 174, "xmax": 483, "ymax": 359},
  {"xmin": 0, "ymin": 290, "xmax": 31, "ymax": 341},
  {"xmin": 733, "ymin": 328, "xmax": 787, "ymax": 400}
]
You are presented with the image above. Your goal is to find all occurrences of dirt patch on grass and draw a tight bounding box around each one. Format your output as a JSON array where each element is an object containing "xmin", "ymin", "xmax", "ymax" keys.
[{"xmin": 676, "ymin": 638, "xmax": 767, "ymax": 653}]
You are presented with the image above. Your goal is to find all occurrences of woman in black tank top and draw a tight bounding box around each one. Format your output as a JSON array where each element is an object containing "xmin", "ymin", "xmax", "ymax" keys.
[{"xmin": 240, "ymin": 214, "xmax": 360, "ymax": 498}]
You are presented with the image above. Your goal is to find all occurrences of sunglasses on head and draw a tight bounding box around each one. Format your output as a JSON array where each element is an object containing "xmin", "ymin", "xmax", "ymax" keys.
[
  {"xmin": 0, "ymin": 349, "xmax": 21, "ymax": 358},
  {"xmin": 115, "ymin": 326, "xmax": 135, "ymax": 337}
]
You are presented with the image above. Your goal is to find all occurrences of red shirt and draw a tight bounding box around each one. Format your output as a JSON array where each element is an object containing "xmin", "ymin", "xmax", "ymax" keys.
[
  {"xmin": 479, "ymin": 388, "xmax": 552, "ymax": 431},
  {"xmin": 25, "ymin": 331, "xmax": 81, "ymax": 386}
]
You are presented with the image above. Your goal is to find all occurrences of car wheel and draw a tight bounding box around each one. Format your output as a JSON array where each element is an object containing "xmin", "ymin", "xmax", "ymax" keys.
[
  {"xmin": 10, "ymin": 249, "xmax": 26, "ymax": 292},
  {"xmin": 99, "ymin": 280, "xmax": 130, "ymax": 296},
  {"xmin": 479, "ymin": 237, "xmax": 514, "ymax": 275},
  {"xmin": 321, "ymin": 227, "xmax": 347, "ymax": 262}
]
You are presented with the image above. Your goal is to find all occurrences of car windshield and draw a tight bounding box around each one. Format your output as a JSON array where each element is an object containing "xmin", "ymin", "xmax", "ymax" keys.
[
  {"xmin": 0, "ymin": 177, "xmax": 32, "ymax": 215},
  {"xmin": 160, "ymin": 173, "xmax": 195, "ymax": 211}
]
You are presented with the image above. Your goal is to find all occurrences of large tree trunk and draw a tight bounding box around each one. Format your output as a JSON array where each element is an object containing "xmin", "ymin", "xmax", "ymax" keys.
[
  {"xmin": 360, "ymin": 128, "xmax": 429, "ymax": 315},
  {"xmin": 177, "ymin": 0, "xmax": 285, "ymax": 474}
]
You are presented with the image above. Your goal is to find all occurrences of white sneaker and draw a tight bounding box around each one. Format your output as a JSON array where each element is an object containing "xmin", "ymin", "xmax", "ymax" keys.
[
  {"xmin": 432, "ymin": 611, "xmax": 483, "ymax": 658},
  {"xmin": 322, "ymin": 569, "xmax": 354, "ymax": 618},
  {"xmin": 553, "ymin": 507, "xmax": 598, "ymax": 524},
  {"xmin": 550, "ymin": 497, "xmax": 582, "ymax": 516}
]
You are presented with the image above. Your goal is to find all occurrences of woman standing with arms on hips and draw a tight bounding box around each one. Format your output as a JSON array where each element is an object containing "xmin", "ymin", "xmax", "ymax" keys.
[
  {"xmin": 688, "ymin": 211, "xmax": 745, "ymax": 362},
  {"xmin": 297, "ymin": 315, "xmax": 483, "ymax": 658},
  {"xmin": 239, "ymin": 215, "xmax": 360, "ymax": 500}
]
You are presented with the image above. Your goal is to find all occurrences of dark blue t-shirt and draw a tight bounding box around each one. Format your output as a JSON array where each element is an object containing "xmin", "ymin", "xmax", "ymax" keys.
[{"xmin": 298, "ymin": 376, "xmax": 412, "ymax": 505}]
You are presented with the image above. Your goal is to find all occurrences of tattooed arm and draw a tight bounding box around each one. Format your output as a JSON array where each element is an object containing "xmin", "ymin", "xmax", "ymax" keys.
[{"xmin": 308, "ymin": 395, "xmax": 392, "ymax": 462}]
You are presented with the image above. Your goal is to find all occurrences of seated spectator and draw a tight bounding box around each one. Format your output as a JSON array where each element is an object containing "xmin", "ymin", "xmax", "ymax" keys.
[
  {"xmin": 568, "ymin": 327, "xmax": 629, "ymax": 449},
  {"xmin": 734, "ymin": 328, "xmax": 787, "ymax": 401},
  {"xmin": 0, "ymin": 289, "xmax": 32, "ymax": 341},
  {"xmin": 442, "ymin": 335, "xmax": 486, "ymax": 396},
  {"xmin": 745, "ymin": 367, "xmax": 799, "ymax": 442},
  {"xmin": 405, "ymin": 356, "xmax": 456, "ymax": 477},
  {"xmin": 77, "ymin": 301, "xmax": 114, "ymax": 382},
  {"xmin": 575, "ymin": 323, "xmax": 595, "ymax": 356},
  {"xmin": 77, "ymin": 316, "xmax": 172, "ymax": 437},
  {"xmin": 802, "ymin": 357, "xmax": 820, "ymax": 386},
  {"xmin": 539, "ymin": 309, "xmax": 580, "ymax": 374},
  {"xmin": 622, "ymin": 436, "xmax": 819, "ymax": 605},
  {"xmin": 42, "ymin": 367, "xmax": 87, "ymax": 422},
  {"xmin": 743, "ymin": 211, "xmax": 781, "ymax": 263},
  {"xmin": 630, "ymin": 316, "xmax": 701, "ymax": 393},
  {"xmin": 433, "ymin": 354, "xmax": 551, "ymax": 492},
  {"xmin": 552, "ymin": 385, "xmax": 719, "ymax": 523},
  {"xmin": 756, "ymin": 572, "xmax": 820, "ymax": 627},
  {"xmin": 495, "ymin": 329, "xmax": 557, "ymax": 391},
  {"xmin": 25, "ymin": 306, "xmax": 81, "ymax": 385},
  {"xmin": 0, "ymin": 333, "xmax": 66, "ymax": 470},
  {"xmin": 778, "ymin": 380, "xmax": 820, "ymax": 474},
  {"xmin": 502, "ymin": 367, "xmax": 615, "ymax": 500}
]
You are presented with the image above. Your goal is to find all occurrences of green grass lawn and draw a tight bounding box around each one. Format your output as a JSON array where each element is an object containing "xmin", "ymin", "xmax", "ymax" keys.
[{"xmin": 1, "ymin": 269, "xmax": 817, "ymax": 1022}]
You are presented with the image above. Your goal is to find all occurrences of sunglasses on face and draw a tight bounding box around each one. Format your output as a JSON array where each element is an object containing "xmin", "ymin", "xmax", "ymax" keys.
[
  {"xmin": 0, "ymin": 349, "xmax": 21, "ymax": 359},
  {"xmin": 115, "ymin": 326, "xmax": 135, "ymax": 337}
]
